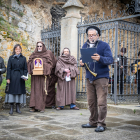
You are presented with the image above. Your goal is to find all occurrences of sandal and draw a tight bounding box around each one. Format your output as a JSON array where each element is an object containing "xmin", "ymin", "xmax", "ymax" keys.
[
  {"xmin": 56, "ymin": 107, "xmax": 63, "ymax": 110},
  {"xmin": 70, "ymin": 106, "xmax": 79, "ymax": 110},
  {"xmin": 29, "ymin": 107, "xmax": 38, "ymax": 112},
  {"xmin": 29, "ymin": 109, "xmax": 35, "ymax": 112}
]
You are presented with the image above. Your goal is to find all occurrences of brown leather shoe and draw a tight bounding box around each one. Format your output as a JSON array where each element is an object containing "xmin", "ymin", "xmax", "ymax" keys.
[{"xmin": 70, "ymin": 106, "xmax": 79, "ymax": 110}]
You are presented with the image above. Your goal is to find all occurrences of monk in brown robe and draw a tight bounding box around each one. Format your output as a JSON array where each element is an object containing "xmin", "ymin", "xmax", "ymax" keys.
[
  {"xmin": 55, "ymin": 48, "xmax": 80, "ymax": 110},
  {"xmin": 27, "ymin": 41, "xmax": 54, "ymax": 113},
  {"xmin": 45, "ymin": 56, "xmax": 58, "ymax": 108}
]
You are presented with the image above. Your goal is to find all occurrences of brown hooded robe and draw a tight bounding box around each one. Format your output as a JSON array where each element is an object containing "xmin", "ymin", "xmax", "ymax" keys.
[
  {"xmin": 27, "ymin": 41, "xmax": 53, "ymax": 111},
  {"xmin": 55, "ymin": 48, "xmax": 79, "ymax": 106},
  {"xmin": 45, "ymin": 56, "xmax": 58, "ymax": 107}
]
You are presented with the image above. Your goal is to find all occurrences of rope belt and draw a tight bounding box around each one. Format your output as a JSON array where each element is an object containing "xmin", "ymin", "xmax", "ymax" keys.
[{"xmin": 44, "ymin": 76, "xmax": 48, "ymax": 95}]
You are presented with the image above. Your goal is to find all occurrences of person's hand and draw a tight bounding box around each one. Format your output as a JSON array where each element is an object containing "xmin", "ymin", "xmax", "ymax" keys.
[
  {"xmin": 91, "ymin": 53, "xmax": 100, "ymax": 61},
  {"xmin": 80, "ymin": 60, "xmax": 84, "ymax": 66},
  {"xmin": 7, "ymin": 79, "xmax": 10, "ymax": 84},
  {"xmin": 120, "ymin": 65, "xmax": 123, "ymax": 69},
  {"xmin": 67, "ymin": 72, "xmax": 71, "ymax": 77},
  {"xmin": 65, "ymin": 69, "xmax": 70, "ymax": 73},
  {"xmin": 24, "ymin": 79, "xmax": 27, "ymax": 81}
]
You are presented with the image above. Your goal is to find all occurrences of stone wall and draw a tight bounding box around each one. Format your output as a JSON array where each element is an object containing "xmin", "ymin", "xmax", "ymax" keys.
[{"xmin": 0, "ymin": 0, "xmax": 54, "ymax": 61}]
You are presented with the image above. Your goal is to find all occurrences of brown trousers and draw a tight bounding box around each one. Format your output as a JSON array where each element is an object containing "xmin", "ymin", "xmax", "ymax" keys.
[{"xmin": 87, "ymin": 78, "xmax": 108, "ymax": 127}]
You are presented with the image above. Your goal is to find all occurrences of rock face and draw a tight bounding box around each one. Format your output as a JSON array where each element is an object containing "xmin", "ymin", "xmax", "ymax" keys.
[
  {"xmin": 0, "ymin": 0, "xmax": 139, "ymax": 62},
  {"xmin": 0, "ymin": 0, "xmax": 54, "ymax": 61}
]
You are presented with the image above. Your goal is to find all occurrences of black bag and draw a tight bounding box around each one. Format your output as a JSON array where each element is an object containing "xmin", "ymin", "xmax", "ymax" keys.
[{"xmin": 5, "ymin": 83, "xmax": 9, "ymax": 92}]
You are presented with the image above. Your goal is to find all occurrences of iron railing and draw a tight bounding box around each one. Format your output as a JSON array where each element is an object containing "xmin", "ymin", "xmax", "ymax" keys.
[{"xmin": 76, "ymin": 2, "xmax": 140, "ymax": 104}]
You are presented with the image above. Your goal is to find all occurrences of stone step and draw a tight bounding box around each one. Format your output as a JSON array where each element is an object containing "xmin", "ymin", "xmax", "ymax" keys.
[{"xmin": 76, "ymin": 101, "xmax": 140, "ymax": 115}]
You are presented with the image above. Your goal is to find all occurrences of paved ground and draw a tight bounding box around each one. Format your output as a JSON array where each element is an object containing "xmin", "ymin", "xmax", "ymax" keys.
[{"xmin": 0, "ymin": 107, "xmax": 140, "ymax": 140}]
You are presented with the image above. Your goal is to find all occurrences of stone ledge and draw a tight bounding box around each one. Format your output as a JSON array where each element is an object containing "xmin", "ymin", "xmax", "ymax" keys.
[
  {"xmin": 108, "ymin": 104, "xmax": 140, "ymax": 116},
  {"xmin": 76, "ymin": 101, "xmax": 140, "ymax": 116},
  {"xmin": 76, "ymin": 101, "xmax": 88, "ymax": 109}
]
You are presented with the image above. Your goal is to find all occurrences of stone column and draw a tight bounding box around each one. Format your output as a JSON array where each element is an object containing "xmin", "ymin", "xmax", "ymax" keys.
[{"xmin": 61, "ymin": 0, "xmax": 84, "ymax": 59}]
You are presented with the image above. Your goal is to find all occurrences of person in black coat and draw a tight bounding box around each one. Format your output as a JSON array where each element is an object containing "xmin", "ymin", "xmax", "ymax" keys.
[
  {"xmin": 112, "ymin": 47, "xmax": 127, "ymax": 94},
  {"xmin": 0, "ymin": 56, "xmax": 6, "ymax": 85},
  {"xmin": 5, "ymin": 44, "xmax": 28, "ymax": 115}
]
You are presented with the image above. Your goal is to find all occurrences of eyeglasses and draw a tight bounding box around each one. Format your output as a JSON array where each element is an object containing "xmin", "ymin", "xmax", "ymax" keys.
[
  {"xmin": 88, "ymin": 34, "xmax": 97, "ymax": 37},
  {"xmin": 37, "ymin": 46, "xmax": 42, "ymax": 48}
]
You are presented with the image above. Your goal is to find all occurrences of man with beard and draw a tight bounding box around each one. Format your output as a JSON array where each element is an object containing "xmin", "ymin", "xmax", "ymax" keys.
[
  {"xmin": 55, "ymin": 48, "xmax": 79, "ymax": 110},
  {"xmin": 28, "ymin": 41, "xmax": 54, "ymax": 113}
]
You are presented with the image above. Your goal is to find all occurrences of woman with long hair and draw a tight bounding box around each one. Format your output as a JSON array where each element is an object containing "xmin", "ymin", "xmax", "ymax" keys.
[{"xmin": 5, "ymin": 44, "xmax": 28, "ymax": 115}]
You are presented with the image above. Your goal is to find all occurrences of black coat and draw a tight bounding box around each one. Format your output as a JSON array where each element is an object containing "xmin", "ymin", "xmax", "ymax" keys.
[
  {"xmin": 117, "ymin": 55, "xmax": 127, "ymax": 76},
  {"xmin": 6, "ymin": 54, "xmax": 28, "ymax": 95},
  {"xmin": 135, "ymin": 59, "xmax": 140, "ymax": 80},
  {"xmin": 0, "ymin": 56, "xmax": 6, "ymax": 85}
]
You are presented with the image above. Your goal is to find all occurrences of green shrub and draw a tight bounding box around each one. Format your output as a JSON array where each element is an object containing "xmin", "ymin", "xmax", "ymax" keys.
[
  {"xmin": 0, "ymin": 16, "xmax": 5, "ymax": 22},
  {"xmin": 0, "ymin": 78, "xmax": 6, "ymax": 97},
  {"xmin": 18, "ymin": 11, "xmax": 24, "ymax": 17},
  {"xmin": 0, "ymin": 0, "xmax": 2, "ymax": 6},
  {"xmin": 21, "ymin": 38, "xmax": 28, "ymax": 46},
  {"xmin": 16, "ymin": 0, "xmax": 21, "ymax": 5},
  {"xmin": 25, "ymin": 74, "xmax": 31, "ymax": 93}
]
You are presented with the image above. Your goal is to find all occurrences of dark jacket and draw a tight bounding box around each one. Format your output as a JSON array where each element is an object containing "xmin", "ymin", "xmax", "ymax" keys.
[
  {"xmin": 0, "ymin": 56, "xmax": 6, "ymax": 85},
  {"xmin": 135, "ymin": 59, "xmax": 140, "ymax": 80},
  {"xmin": 117, "ymin": 55, "xmax": 127, "ymax": 76},
  {"xmin": 82, "ymin": 40, "xmax": 113, "ymax": 81},
  {"xmin": 6, "ymin": 54, "xmax": 28, "ymax": 95}
]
